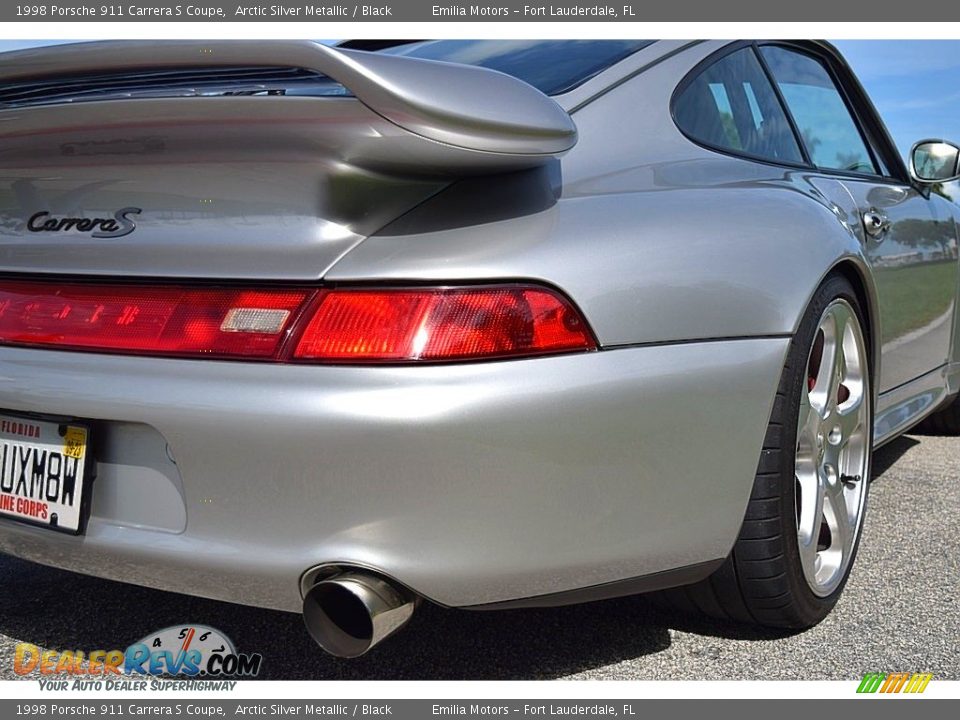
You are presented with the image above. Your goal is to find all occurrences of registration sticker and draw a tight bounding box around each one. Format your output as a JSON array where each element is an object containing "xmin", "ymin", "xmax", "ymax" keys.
[{"xmin": 63, "ymin": 426, "xmax": 87, "ymax": 459}]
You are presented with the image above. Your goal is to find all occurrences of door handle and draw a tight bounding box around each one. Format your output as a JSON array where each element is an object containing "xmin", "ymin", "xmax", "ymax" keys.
[{"xmin": 862, "ymin": 210, "xmax": 890, "ymax": 239}]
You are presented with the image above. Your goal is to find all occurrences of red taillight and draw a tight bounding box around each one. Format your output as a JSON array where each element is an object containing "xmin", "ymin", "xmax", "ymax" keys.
[
  {"xmin": 293, "ymin": 286, "xmax": 596, "ymax": 362},
  {"xmin": 0, "ymin": 281, "xmax": 314, "ymax": 359},
  {"xmin": 0, "ymin": 281, "xmax": 595, "ymax": 363}
]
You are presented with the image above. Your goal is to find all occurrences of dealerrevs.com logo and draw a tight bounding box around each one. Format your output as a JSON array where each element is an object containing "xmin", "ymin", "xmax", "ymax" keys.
[{"xmin": 14, "ymin": 625, "xmax": 262, "ymax": 691}]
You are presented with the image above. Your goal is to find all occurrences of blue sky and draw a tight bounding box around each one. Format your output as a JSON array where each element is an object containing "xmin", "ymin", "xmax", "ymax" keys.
[
  {"xmin": 834, "ymin": 41, "xmax": 960, "ymax": 159},
  {"xmin": 1, "ymin": 40, "xmax": 958, "ymax": 160}
]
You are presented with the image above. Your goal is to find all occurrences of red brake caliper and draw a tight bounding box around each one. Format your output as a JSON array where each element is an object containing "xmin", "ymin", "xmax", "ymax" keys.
[{"xmin": 810, "ymin": 376, "xmax": 849, "ymax": 402}]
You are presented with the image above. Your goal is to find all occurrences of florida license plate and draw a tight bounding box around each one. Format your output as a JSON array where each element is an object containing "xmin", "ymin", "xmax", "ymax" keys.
[{"xmin": 0, "ymin": 413, "xmax": 91, "ymax": 534}]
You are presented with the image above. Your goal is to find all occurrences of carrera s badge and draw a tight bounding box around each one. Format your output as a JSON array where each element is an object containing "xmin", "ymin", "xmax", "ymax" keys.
[{"xmin": 26, "ymin": 207, "xmax": 142, "ymax": 239}]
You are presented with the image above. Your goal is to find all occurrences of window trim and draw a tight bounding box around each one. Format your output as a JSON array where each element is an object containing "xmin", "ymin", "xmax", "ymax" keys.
[
  {"xmin": 760, "ymin": 40, "xmax": 910, "ymax": 185},
  {"xmin": 757, "ymin": 43, "xmax": 886, "ymax": 181},
  {"xmin": 751, "ymin": 45, "xmax": 813, "ymax": 167},
  {"xmin": 669, "ymin": 40, "xmax": 811, "ymax": 172},
  {"xmin": 671, "ymin": 40, "xmax": 913, "ymax": 186}
]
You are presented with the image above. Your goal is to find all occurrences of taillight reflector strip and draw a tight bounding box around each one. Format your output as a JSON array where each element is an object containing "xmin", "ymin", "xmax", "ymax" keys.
[{"xmin": 0, "ymin": 281, "xmax": 313, "ymax": 359}]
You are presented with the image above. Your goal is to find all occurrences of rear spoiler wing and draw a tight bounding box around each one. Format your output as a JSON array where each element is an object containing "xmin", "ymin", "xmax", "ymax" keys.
[{"xmin": 0, "ymin": 40, "xmax": 577, "ymax": 160}]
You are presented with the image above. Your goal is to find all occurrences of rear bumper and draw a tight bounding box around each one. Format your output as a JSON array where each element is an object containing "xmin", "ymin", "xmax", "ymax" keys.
[{"xmin": 0, "ymin": 338, "xmax": 788, "ymax": 611}]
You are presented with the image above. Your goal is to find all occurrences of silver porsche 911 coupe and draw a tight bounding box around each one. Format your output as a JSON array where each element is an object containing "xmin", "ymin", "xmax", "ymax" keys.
[{"xmin": 2, "ymin": 39, "xmax": 960, "ymax": 658}]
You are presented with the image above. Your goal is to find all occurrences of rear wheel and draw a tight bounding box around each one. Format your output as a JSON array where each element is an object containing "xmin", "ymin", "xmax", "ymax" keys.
[{"xmin": 659, "ymin": 275, "xmax": 872, "ymax": 628}]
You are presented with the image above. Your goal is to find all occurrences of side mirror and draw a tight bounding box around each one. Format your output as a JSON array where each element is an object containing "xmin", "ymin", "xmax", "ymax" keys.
[{"xmin": 910, "ymin": 139, "xmax": 960, "ymax": 184}]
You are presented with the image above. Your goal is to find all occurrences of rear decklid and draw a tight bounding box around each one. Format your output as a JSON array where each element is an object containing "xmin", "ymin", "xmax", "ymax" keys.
[{"xmin": 0, "ymin": 40, "xmax": 576, "ymax": 280}]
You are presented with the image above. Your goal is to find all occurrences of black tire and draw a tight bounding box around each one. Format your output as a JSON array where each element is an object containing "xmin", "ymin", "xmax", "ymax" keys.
[
  {"xmin": 657, "ymin": 274, "xmax": 872, "ymax": 629},
  {"xmin": 914, "ymin": 395, "xmax": 960, "ymax": 435}
]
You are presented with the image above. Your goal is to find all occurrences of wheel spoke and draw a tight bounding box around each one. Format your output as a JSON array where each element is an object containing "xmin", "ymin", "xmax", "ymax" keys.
[
  {"xmin": 828, "ymin": 309, "xmax": 848, "ymax": 411},
  {"xmin": 798, "ymin": 468, "xmax": 825, "ymax": 546},
  {"xmin": 797, "ymin": 392, "xmax": 820, "ymax": 453},
  {"xmin": 836, "ymin": 396, "xmax": 863, "ymax": 444},
  {"xmin": 797, "ymin": 527, "xmax": 820, "ymax": 576},
  {"xmin": 810, "ymin": 315, "xmax": 839, "ymax": 417},
  {"xmin": 825, "ymin": 484, "xmax": 853, "ymax": 557}
]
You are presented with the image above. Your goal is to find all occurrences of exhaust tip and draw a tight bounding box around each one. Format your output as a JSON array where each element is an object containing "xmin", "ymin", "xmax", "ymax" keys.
[{"xmin": 303, "ymin": 572, "xmax": 415, "ymax": 658}]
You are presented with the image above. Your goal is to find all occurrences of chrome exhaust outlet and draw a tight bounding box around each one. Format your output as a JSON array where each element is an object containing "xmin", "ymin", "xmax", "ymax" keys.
[{"xmin": 302, "ymin": 571, "xmax": 415, "ymax": 658}]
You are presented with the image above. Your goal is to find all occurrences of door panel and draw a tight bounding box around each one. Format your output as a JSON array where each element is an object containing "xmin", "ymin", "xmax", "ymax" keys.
[{"xmin": 841, "ymin": 179, "xmax": 958, "ymax": 392}]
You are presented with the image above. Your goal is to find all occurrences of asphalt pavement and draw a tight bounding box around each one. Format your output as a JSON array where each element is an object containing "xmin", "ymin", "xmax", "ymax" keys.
[{"xmin": 1, "ymin": 433, "xmax": 957, "ymax": 680}]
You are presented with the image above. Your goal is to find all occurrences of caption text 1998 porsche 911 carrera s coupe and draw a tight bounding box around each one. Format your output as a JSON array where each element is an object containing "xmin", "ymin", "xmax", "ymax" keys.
[{"xmin": 1, "ymin": 39, "xmax": 959, "ymax": 658}]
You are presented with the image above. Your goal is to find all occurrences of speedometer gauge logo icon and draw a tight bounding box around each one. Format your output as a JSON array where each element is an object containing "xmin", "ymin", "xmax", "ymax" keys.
[{"xmin": 125, "ymin": 625, "xmax": 261, "ymax": 677}]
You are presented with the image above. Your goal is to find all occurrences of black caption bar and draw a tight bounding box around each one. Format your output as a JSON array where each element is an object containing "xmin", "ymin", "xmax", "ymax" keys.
[
  {"xmin": 2, "ymin": 0, "xmax": 954, "ymax": 21},
  {"xmin": 1, "ymin": 701, "xmax": 958, "ymax": 718}
]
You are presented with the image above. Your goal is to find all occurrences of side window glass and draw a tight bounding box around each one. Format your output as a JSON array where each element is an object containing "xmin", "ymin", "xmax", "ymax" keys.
[
  {"xmin": 760, "ymin": 46, "xmax": 878, "ymax": 175},
  {"xmin": 674, "ymin": 47, "xmax": 803, "ymax": 164}
]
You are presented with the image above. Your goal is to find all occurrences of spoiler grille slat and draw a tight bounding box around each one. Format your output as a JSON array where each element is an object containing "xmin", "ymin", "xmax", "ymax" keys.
[{"xmin": 0, "ymin": 66, "xmax": 348, "ymax": 108}]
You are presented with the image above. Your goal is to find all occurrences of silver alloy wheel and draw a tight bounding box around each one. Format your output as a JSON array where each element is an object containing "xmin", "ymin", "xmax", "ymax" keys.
[{"xmin": 795, "ymin": 298, "xmax": 870, "ymax": 597}]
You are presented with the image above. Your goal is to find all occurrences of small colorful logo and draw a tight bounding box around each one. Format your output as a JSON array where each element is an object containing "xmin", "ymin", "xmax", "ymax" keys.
[
  {"xmin": 14, "ymin": 624, "xmax": 262, "ymax": 679},
  {"xmin": 857, "ymin": 672, "xmax": 933, "ymax": 694}
]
